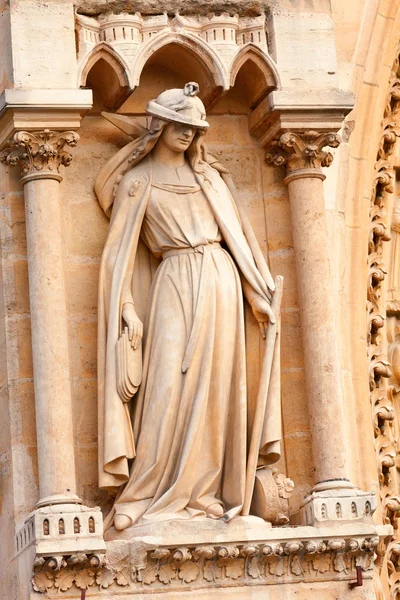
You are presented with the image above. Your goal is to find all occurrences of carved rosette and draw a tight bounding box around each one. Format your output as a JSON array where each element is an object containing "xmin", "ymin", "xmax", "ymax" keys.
[
  {"xmin": 265, "ymin": 130, "xmax": 341, "ymax": 175},
  {"xmin": 366, "ymin": 42, "xmax": 400, "ymax": 599},
  {"xmin": 0, "ymin": 129, "xmax": 79, "ymax": 182}
]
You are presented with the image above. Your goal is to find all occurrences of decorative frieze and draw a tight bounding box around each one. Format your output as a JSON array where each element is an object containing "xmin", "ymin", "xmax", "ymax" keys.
[{"xmin": 31, "ymin": 526, "xmax": 386, "ymax": 594}]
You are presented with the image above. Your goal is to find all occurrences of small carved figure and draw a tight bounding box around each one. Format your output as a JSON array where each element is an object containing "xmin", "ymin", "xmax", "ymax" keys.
[{"xmin": 95, "ymin": 83, "xmax": 284, "ymax": 531}]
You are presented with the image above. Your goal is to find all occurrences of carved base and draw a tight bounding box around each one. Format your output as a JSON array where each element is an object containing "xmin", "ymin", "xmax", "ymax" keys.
[
  {"xmin": 34, "ymin": 493, "xmax": 82, "ymax": 509},
  {"xmin": 30, "ymin": 516, "xmax": 391, "ymax": 597},
  {"xmin": 16, "ymin": 503, "xmax": 106, "ymax": 579},
  {"xmin": 294, "ymin": 488, "xmax": 378, "ymax": 527}
]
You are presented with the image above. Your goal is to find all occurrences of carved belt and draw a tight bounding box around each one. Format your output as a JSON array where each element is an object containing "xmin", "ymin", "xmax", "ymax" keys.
[{"xmin": 162, "ymin": 242, "xmax": 222, "ymax": 373}]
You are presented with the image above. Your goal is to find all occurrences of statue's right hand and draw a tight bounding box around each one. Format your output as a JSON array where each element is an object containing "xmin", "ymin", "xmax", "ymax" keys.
[{"xmin": 122, "ymin": 303, "xmax": 143, "ymax": 350}]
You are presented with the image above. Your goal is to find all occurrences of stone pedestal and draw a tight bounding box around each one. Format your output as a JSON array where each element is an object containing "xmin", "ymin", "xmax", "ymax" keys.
[
  {"xmin": 17, "ymin": 504, "xmax": 106, "ymax": 567},
  {"xmin": 293, "ymin": 489, "xmax": 378, "ymax": 527},
  {"xmin": 30, "ymin": 517, "xmax": 391, "ymax": 598}
]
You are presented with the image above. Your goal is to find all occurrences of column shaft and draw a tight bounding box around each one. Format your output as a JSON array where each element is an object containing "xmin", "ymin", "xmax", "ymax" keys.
[
  {"xmin": 24, "ymin": 178, "xmax": 78, "ymax": 505},
  {"xmin": 286, "ymin": 173, "xmax": 349, "ymax": 488}
]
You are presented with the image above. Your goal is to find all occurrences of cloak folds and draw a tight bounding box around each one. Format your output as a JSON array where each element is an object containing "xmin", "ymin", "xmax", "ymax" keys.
[{"xmin": 96, "ymin": 154, "xmax": 282, "ymax": 499}]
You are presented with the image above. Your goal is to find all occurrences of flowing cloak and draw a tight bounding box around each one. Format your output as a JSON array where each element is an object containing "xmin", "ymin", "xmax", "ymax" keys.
[{"xmin": 95, "ymin": 150, "xmax": 282, "ymax": 493}]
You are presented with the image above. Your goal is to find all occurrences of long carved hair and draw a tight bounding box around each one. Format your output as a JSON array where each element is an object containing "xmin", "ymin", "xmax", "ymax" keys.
[
  {"xmin": 95, "ymin": 116, "xmax": 223, "ymax": 218},
  {"xmin": 120, "ymin": 116, "xmax": 208, "ymax": 177}
]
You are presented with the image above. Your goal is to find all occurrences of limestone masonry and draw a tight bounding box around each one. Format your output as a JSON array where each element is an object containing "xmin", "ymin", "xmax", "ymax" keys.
[{"xmin": 1, "ymin": 1, "xmax": 400, "ymax": 599}]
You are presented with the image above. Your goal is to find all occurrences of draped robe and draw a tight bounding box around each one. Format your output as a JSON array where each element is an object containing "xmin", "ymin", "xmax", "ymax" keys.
[{"xmin": 96, "ymin": 154, "xmax": 281, "ymax": 526}]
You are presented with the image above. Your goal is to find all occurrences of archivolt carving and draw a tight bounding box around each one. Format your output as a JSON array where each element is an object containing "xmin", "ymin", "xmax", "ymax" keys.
[
  {"xmin": 388, "ymin": 198, "xmax": 400, "ymax": 311},
  {"xmin": 367, "ymin": 43, "xmax": 400, "ymax": 598}
]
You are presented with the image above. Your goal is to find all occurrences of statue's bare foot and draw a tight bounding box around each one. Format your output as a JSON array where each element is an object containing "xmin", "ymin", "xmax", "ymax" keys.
[
  {"xmin": 114, "ymin": 514, "xmax": 132, "ymax": 531},
  {"xmin": 206, "ymin": 503, "xmax": 224, "ymax": 519}
]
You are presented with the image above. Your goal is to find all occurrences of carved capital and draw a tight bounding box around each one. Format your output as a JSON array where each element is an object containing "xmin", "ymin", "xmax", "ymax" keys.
[
  {"xmin": 0, "ymin": 129, "xmax": 79, "ymax": 183},
  {"xmin": 265, "ymin": 130, "xmax": 341, "ymax": 175}
]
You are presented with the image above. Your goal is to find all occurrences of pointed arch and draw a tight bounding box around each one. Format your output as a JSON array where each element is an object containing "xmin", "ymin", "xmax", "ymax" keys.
[
  {"xmin": 78, "ymin": 42, "xmax": 132, "ymax": 89},
  {"xmin": 229, "ymin": 44, "xmax": 281, "ymax": 107},
  {"xmin": 132, "ymin": 31, "xmax": 229, "ymax": 93}
]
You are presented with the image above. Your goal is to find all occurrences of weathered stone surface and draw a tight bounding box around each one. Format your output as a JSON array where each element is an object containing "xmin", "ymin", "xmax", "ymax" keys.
[
  {"xmin": 2, "ymin": 0, "xmax": 400, "ymax": 598},
  {"xmin": 29, "ymin": 517, "xmax": 390, "ymax": 596},
  {"xmin": 76, "ymin": 0, "xmax": 277, "ymax": 17}
]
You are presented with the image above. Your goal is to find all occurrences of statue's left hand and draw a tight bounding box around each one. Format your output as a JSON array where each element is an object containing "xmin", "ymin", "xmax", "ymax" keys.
[
  {"xmin": 250, "ymin": 296, "xmax": 276, "ymax": 338},
  {"xmin": 122, "ymin": 303, "xmax": 143, "ymax": 350}
]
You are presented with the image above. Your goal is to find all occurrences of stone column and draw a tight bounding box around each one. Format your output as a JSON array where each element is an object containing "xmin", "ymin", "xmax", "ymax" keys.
[
  {"xmin": 266, "ymin": 131, "xmax": 353, "ymax": 493},
  {"xmin": 1, "ymin": 130, "xmax": 80, "ymax": 507}
]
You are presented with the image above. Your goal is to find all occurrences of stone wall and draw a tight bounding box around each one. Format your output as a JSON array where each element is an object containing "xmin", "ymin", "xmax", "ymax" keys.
[{"xmin": 2, "ymin": 0, "xmax": 400, "ymax": 598}]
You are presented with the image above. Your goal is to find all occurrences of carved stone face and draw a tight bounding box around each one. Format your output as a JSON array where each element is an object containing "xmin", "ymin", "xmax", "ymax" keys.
[{"xmin": 160, "ymin": 122, "xmax": 196, "ymax": 153}]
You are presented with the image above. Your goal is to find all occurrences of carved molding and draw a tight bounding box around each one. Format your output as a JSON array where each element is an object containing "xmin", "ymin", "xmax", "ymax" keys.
[
  {"xmin": 33, "ymin": 553, "xmax": 106, "ymax": 594},
  {"xmin": 76, "ymin": 12, "xmax": 268, "ymax": 54},
  {"xmin": 0, "ymin": 129, "xmax": 79, "ymax": 182},
  {"xmin": 367, "ymin": 42, "xmax": 400, "ymax": 600},
  {"xmin": 32, "ymin": 533, "xmax": 380, "ymax": 594},
  {"xmin": 76, "ymin": 12, "xmax": 280, "ymax": 100},
  {"xmin": 264, "ymin": 130, "xmax": 341, "ymax": 174}
]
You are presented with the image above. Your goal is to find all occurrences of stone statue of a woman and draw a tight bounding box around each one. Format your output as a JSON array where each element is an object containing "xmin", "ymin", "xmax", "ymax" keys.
[{"xmin": 95, "ymin": 82, "xmax": 282, "ymax": 531}]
